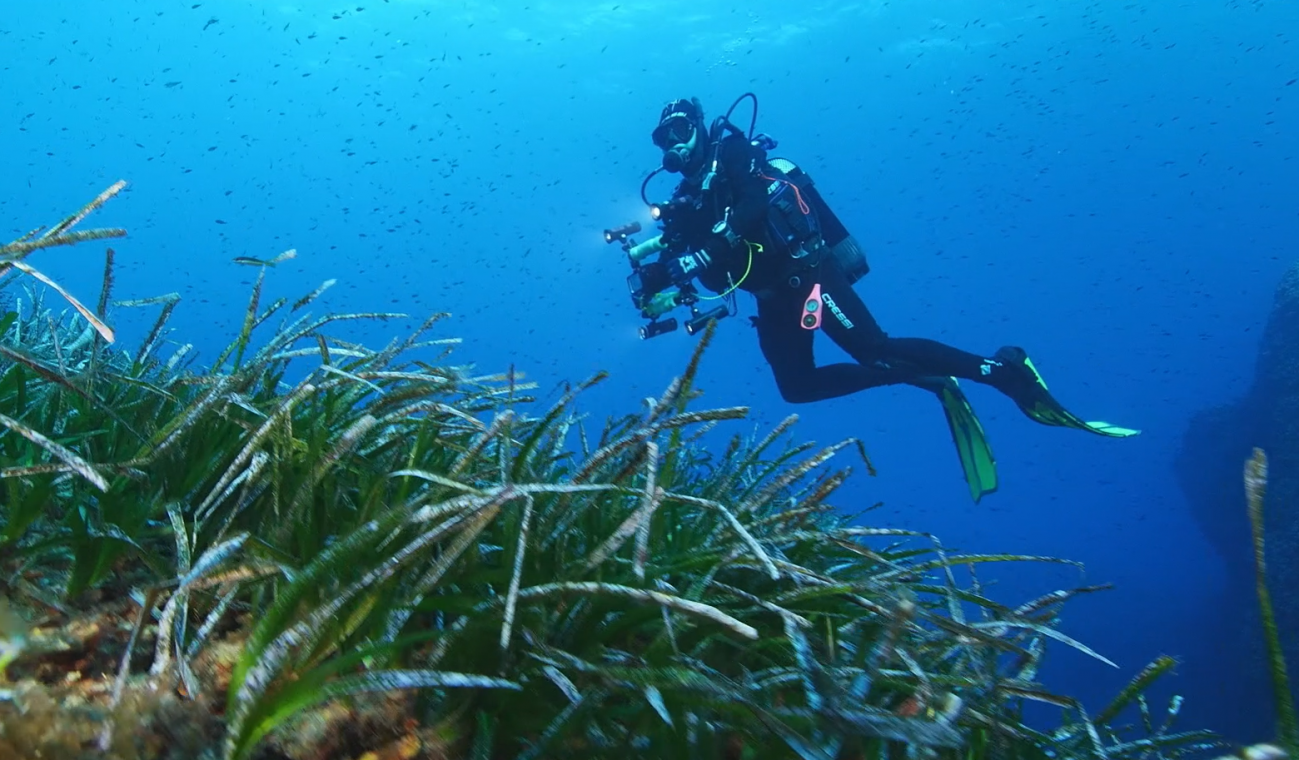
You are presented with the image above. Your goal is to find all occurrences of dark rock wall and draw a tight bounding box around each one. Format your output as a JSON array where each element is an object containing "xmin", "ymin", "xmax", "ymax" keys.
[
  {"xmin": 1252, "ymin": 262, "xmax": 1299, "ymax": 646},
  {"xmin": 1174, "ymin": 260, "xmax": 1299, "ymax": 724}
]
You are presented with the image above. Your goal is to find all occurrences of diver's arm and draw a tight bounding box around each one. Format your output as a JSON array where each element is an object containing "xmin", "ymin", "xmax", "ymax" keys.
[
  {"xmin": 665, "ymin": 250, "xmax": 711, "ymax": 283},
  {"xmin": 657, "ymin": 209, "xmax": 712, "ymax": 285}
]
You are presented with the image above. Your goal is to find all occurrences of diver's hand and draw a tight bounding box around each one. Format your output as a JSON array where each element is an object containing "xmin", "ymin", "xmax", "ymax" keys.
[{"xmin": 667, "ymin": 251, "xmax": 710, "ymax": 282}]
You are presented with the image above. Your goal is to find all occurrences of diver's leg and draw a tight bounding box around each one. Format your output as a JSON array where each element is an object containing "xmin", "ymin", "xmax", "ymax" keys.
[
  {"xmin": 811, "ymin": 264, "xmax": 1133, "ymax": 434},
  {"xmin": 755, "ymin": 289, "xmax": 910, "ymax": 403},
  {"xmin": 809, "ymin": 261, "xmax": 968, "ymax": 372},
  {"xmin": 808, "ymin": 261, "xmax": 1051, "ymax": 407},
  {"xmin": 810, "ymin": 263, "xmax": 988, "ymax": 377},
  {"xmin": 976, "ymin": 346, "xmax": 1139, "ymax": 435},
  {"xmin": 797, "ymin": 267, "xmax": 1001, "ymax": 496}
]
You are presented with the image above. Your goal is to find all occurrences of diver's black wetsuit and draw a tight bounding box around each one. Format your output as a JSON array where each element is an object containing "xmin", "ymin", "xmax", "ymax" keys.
[
  {"xmin": 753, "ymin": 259, "xmax": 993, "ymax": 402},
  {"xmin": 664, "ymin": 133, "xmax": 1013, "ymax": 405}
]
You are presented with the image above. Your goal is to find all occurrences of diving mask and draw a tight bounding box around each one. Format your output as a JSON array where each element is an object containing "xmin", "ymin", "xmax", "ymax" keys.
[{"xmin": 652, "ymin": 114, "xmax": 695, "ymax": 150}]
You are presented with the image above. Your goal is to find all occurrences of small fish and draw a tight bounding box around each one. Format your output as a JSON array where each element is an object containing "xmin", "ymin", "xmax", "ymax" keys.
[{"xmin": 203, "ymin": 17, "xmax": 218, "ymax": 31}]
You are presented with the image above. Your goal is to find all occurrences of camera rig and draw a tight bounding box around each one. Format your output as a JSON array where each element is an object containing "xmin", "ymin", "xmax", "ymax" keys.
[
  {"xmin": 603, "ymin": 219, "xmax": 729, "ymax": 340},
  {"xmin": 603, "ymin": 92, "xmax": 787, "ymax": 341}
]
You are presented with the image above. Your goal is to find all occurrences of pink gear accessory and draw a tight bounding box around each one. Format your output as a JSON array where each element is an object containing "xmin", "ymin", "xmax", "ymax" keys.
[{"xmin": 801, "ymin": 283, "xmax": 823, "ymax": 330}]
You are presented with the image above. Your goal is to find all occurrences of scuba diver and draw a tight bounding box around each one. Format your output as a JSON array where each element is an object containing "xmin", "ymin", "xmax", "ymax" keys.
[{"xmin": 609, "ymin": 94, "xmax": 1138, "ymax": 502}]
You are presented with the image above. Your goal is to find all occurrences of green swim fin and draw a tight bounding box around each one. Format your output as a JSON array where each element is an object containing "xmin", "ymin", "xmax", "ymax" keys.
[
  {"xmin": 935, "ymin": 377, "xmax": 999, "ymax": 503},
  {"xmin": 993, "ymin": 347, "xmax": 1141, "ymax": 438}
]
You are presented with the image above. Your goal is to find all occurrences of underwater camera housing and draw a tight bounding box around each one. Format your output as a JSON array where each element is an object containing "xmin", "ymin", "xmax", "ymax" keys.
[{"xmin": 604, "ymin": 219, "xmax": 728, "ymax": 340}]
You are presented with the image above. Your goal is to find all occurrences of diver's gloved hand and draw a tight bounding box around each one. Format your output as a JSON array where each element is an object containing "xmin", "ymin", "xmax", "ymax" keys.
[{"xmin": 666, "ymin": 251, "xmax": 710, "ymax": 282}]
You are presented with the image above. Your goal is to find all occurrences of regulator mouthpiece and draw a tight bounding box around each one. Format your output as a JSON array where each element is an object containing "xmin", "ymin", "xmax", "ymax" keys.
[{"xmin": 662, "ymin": 145, "xmax": 691, "ymax": 174}]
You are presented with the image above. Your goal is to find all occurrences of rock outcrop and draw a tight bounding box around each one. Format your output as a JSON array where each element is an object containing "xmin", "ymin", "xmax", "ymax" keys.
[{"xmin": 1174, "ymin": 260, "xmax": 1299, "ymax": 710}]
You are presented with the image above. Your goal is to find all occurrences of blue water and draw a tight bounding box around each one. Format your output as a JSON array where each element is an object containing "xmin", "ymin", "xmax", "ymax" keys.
[{"xmin": 3, "ymin": 0, "xmax": 1296, "ymax": 746}]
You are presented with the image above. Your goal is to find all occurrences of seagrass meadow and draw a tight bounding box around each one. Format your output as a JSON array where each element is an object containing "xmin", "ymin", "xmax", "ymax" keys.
[{"xmin": 0, "ymin": 183, "xmax": 1290, "ymax": 760}]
